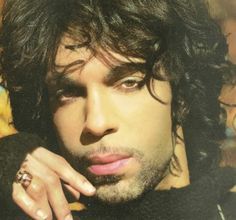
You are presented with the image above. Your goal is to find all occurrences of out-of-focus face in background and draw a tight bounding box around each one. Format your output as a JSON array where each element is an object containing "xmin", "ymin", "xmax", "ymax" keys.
[
  {"xmin": 206, "ymin": 0, "xmax": 236, "ymax": 63},
  {"xmin": 219, "ymin": 85, "xmax": 236, "ymax": 137},
  {"xmin": 0, "ymin": 0, "xmax": 3, "ymax": 24},
  {"xmin": 0, "ymin": 0, "xmax": 17, "ymax": 137},
  {"xmin": 219, "ymin": 18, "xmax": 236, "ymax": 137},
  {"xmin": 206, "ymin": 0, "xmax": 236, "ymax": 137},
  {"xmin": 222, "ymin": 19, "xmax": 236, "ymax": 64}
]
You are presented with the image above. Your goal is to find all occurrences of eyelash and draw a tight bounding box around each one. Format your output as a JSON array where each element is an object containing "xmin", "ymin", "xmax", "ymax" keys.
[
  {"xmin": 116, "ymin": 77, "xmax": 146, "ymax": 93},
  {"xmin": 53, "ymin": 77, "xmax": 145, "ymax": 105},
  {"xmin": 55, "ymin": 88, "xmax": 81, "ymax": 104}
]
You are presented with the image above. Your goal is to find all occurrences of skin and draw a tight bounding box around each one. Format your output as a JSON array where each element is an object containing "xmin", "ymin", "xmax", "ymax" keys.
[
  {"xmin": 0, "ymin": 87, "xmax": 17, "ymax": 137},
  {"xmin": 0, "ymin": 0, "xmax": 3, "ymax": 24},
  {"xmin": 12, "ymin": 36, "xmax": 190, "ymax": 220},
  {"xmin": 219, "ymin": 85, "xmax": 236, "ymax": 192},
  {"xmin": 50, "ymin": 36, "xmax": 174, "ymax": 203},
  {"xmin": 219, "ymin": 84, "xmax": 236, "ymax": 130},
  {"xmin": 221, "ymin": 19, "xmax": 236, "ymax": 64}
]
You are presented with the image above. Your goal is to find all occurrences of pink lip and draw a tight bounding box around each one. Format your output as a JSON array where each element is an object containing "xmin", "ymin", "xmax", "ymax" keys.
[{"xmin": 88, "ymin": 154, "xmax": 131, "ymax": 175}]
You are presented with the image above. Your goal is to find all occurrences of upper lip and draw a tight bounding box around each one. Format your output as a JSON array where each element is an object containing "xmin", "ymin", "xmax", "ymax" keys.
[{"xmin": 88, "ymin": 154, "xmax": 131, "ymax": 164}]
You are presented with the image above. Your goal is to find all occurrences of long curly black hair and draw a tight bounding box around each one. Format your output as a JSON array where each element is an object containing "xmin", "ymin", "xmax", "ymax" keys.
[{"xmin": 0, "ymin": 0, "xmax": 227, "ymax": 180}]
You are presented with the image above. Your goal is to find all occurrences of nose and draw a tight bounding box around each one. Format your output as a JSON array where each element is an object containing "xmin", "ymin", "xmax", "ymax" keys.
[{"xmin": 83, "ymin": 88, "xmax": 118, "ymax": 137}]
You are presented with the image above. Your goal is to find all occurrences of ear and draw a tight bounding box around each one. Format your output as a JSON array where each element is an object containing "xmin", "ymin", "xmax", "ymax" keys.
[{"xmin": 156, "ymin": 127, "xmax": 190, "ymax": 190}]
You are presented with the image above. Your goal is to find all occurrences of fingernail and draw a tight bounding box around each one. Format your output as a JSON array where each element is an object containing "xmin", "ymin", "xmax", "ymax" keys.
[
  {"xmin": 36, "ymin": 209, "xmax": 48, "ymax": 219},
  {"xmin": 83, "ymin": 181, "xmax": 96, "ymax": 193},
  {"xmin": 65, "ymin": 213, "xmax": 73, "ymax": 220}
]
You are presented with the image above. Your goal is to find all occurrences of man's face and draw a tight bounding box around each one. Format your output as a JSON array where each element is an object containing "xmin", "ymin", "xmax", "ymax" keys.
[{"xmin": 47, "ymin": 37, "xmax": 173, "ymax": 203}]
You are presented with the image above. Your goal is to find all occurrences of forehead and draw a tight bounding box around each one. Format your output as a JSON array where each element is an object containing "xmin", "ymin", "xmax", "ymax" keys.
[
  {"xmin": 55, "ymin": 36, "xmax": 145, "ymax": 68},
  {"xmin": 222, "ymin": 19, "xmax": 236, "ymax": 34}
]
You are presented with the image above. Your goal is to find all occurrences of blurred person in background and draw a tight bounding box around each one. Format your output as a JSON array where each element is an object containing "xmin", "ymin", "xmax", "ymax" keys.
[
  {"xmin": 206, "ymin": 0, "xmax": 236, "ymax": 64},
  {"xmin": 0, "ymin": 0, "xmax": 16, "ymax": 137},
  {"xmin": 207, "ymin": 0, "xmax": 236, "ymax": 202},
  {"xmin": 206, "ymin": 0, "xmax": 236, "ymax": 141}
]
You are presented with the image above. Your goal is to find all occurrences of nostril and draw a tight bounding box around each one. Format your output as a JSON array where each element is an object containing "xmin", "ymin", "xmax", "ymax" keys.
[
  {"xmin": 82, "ymin": 124, "xmax": 117, "ymax": 137},
  {"xmin": 104, "ymin": 128, "xmax": 116, "ymax": 135},
  {"xmin": 80, "ymin": 127, "xmax": 117, "ymax": 145},
  {"xmin": 80, "ymin": 131, "xmax": 103, "ymax": 145}
]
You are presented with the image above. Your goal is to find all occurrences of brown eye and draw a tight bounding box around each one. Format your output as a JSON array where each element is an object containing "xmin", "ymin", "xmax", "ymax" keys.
[
  {"xmin": 55, "ymin": 89, "xmax": 76, "ymax": 103},
  {"xmin": 55, "ymin": 87, "xmax": 86, "ymax": 104},
  {"xmin": 121, "ymin": 79, "xmax": 139, "ymax": 89},
  {"xmin": 115, "ymin": 76, "xmax": 145, "ymax": 93}
]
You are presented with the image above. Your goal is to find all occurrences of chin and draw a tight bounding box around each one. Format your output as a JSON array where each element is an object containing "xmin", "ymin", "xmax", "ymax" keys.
[
  {"xmin": 94, "ymin": 178, "xmax": 145, "ymax": 204},
  {"xmin": 91, "ymin": 164, "xmax": 165, "ymax": 204}
]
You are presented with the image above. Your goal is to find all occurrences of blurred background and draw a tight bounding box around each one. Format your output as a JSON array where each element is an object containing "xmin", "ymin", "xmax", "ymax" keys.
[{"xmin": 0, "ymin": 0, "xmax": 16, "ymax": 138}]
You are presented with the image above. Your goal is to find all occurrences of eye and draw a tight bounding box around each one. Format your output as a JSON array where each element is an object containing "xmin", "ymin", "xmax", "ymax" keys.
[
  {"xmin": 55, "ymin": 87, "xmax": 86, "ymax": 104},
  {"xmin": 116, "ymin": 76, "xmax": 145, "ymax": 92},
  {"xmin": 56, "ymin": 89, "xmax": 76, "ymax": 103},
  {"xmin": 122, "ymin": 79, "xmax": 139, "ymax": 89},
  {"xmin": 59, "ymin": 93, "xmax": 76, "ymax": 103},
  {"xmin": 225, "ymin": 32, "xmax": 232, "ymax": 38}
]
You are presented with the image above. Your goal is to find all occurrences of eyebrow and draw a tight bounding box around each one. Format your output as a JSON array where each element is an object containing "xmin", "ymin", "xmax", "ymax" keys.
[
  {"xmin": 47, "ymin": 62, "xmax": 147, "ymax": 91},
  {"xmin": 47, "ymin": 71, "xmax": 82, "ymax": 97},
  {"xmin": 64, "ymin": 42, "xmax": 89, "ymax": 51}
]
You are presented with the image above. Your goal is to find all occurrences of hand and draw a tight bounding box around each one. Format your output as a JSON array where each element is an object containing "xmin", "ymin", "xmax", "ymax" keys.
[{"xmin": 13, "ymin": 147, "xmax": 96, "ymax": 220}]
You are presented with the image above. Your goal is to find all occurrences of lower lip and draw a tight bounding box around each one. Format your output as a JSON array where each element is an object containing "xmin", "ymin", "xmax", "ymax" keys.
[{"xmin": 88, "ymin": 158, "xmax": 131, "ymax": 175}]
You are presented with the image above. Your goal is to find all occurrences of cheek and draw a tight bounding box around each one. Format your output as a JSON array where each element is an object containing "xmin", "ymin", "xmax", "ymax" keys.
[
  {"xmin": 132, "ymin": 81, "xmax": 172, "ymax": 135},
  {"xmin": 138, "ymin": 82, "xmax": 172, "ymax": 158},
  {"xmin": 53, "ymin": 103, "xmax": 84, "ymax": 145},
  {"xmin": 139, "ymin": 103, "xmax": 172, "ymax": 156},
  {"xmin": 128, "ymin": 100, "xmax": 172, "ymax": 136},
  {"xmin": 120, "ymin": 83, "xmax": 172, "ymax": 154}
]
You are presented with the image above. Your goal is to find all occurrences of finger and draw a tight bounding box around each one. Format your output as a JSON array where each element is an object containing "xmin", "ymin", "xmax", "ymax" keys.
[
  {"xmin": 31, "ymin": 148, "xmax": 96, "ymax": 195},
  {"xmin": 25, "ymin": 164, "xmax": 80, "ymax": 200},
  {"xmin": 24, "ymin": 155, "xmax": 73, "ymax": 220},
  {"xmin": 25, "ymin": 176, "xmax": 52, "ymax": 218},
  {"xmin": 13, "ymin": 182, "xmax": 50, "ymax": 220},
  {"xmin": 63, "ymin": 183, "xmax": 80, "ymax": 199}
]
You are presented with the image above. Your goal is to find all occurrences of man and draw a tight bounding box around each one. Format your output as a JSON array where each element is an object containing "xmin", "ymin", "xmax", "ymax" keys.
[
  {"xmin": 0, "ymin": 0, "xmax": 236, "ymax": 219},
  {"xmin": 206, "ymin": 0, "xmax": 236, "ymax": 64},
  {"xmin": 206, "ymin": 0, "xmax": 236, "ymax": 171}
]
